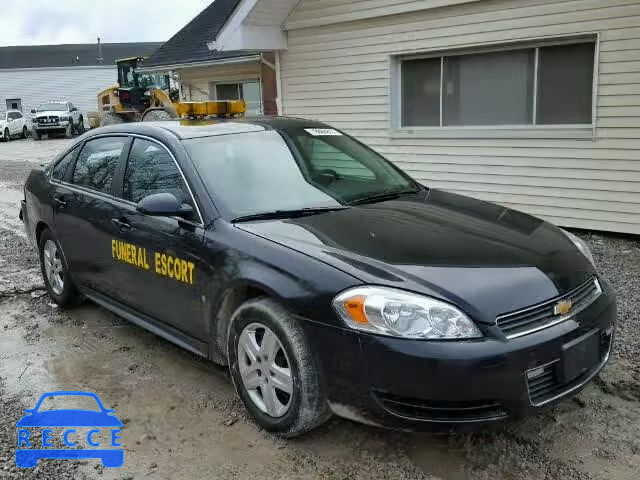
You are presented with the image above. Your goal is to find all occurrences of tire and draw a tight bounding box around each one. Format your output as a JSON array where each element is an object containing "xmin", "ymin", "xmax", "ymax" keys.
[
  {"xmin": 227, "ymin": 297, "xmax": 330, "ymax": 437},
  {"xmin": 3, "ymin": 128, "xmax": 9, "ymax": 142},
  {"xmin": 76, "ymin": 118, "xmax": 85, "ymax": 135},
  {"xmin": 33, "ymin": 130, "xmax": 41, "ymax": 141},
  {"xmin": 22, "ymin": 126, "xmax": 28, "ymax": 139},
  {"xmin": 141, "ymin": 108, "xmax": 174, "ymax": 122},
  {"xmin": 100, "ymin": 111, "xmax": 124, "ymax": 126},
  {"xmin": 38, "ymin": 228, "xmax": 80, "ymax": 308},
  {"xmin": 64, "ymin": 124, "xmax": 73, "ymax": 139}
]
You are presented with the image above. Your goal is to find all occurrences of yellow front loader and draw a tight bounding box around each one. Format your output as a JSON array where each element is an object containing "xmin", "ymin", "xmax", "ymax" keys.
[{"xmin": 96, "ymin": 57, "xmax": 244, "ymax": 126}]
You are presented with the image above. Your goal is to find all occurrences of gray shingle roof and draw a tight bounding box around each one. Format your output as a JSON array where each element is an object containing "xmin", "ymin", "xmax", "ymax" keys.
[
  {"xmin": 144, "ymin": 0, "xmax": 257, "ymax": 68},
  {"xmin": 0, "ymin": 42, "xmax": 163, "ymax": 69}
]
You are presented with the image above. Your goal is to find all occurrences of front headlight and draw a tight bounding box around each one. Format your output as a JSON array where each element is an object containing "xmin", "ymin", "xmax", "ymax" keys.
[
  {"xmin": 561, "ymin": 229, "xmax": 596, "ymax": 268},
  {"xmin": 332, "ymin": 286, "xmax": 482, "ymax": 339}
]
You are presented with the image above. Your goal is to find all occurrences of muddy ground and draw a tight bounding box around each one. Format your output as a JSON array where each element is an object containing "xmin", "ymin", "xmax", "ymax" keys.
[{"xmin": 1, "ymin": 138, "xmax": 639, "ymax": 480}]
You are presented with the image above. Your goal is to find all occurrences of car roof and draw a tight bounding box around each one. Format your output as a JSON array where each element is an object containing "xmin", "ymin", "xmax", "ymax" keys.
[{"xmin": 85, "ymin": 116, "xmax": 332, "ymax": 140}]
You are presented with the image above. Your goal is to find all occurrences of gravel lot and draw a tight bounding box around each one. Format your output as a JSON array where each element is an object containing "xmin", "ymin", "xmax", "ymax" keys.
[{"xmin": 0, "ymin": 137, "xmax": 639, "ymax": 479}]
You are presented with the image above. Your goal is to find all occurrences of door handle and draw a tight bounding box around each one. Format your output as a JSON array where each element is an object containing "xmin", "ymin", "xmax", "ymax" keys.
[
  {"xmin": 111, "ymin": 218, "xmax": 131, "ymax": 232},
  {"xmin": 53, "ymin": 196, "xmax": 67, "ymax": 209}
]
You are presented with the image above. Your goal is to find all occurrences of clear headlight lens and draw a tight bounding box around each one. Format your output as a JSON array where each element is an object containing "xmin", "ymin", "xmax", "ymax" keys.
[
  {"xmin": 332, "ymin": 286, "xmax": 482, "ymax": 340},
  {"xmin": 561, "ymin": 229, "xmax": 596, "ymax": 267}
]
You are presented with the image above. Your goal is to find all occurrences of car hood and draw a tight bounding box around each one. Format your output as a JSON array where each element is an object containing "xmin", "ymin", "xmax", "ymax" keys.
[
  {"xmin": 34, "ymin": 111, "xmax": 67, "ymax": 117},
  {"xmin": 16, "ymin": 410, "xmax": 123, "ymax": 427},
  {"xmin": 236, "ymin": 189, "xmax": 596, "ymax": 323}
]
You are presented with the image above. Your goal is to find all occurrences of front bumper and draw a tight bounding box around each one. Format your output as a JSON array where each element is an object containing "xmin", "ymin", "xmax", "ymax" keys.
[
  {"xmin": 302, "ymin": 279, "xmax": 616, "ymax": 431},
  {"xmin": 33, "ymin": 121, "xmax": 69, "ymax": 131}
]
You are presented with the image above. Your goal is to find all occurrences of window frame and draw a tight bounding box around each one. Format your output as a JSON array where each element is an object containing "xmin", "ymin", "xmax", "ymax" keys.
[{"xmin": 390, "ymin": 33, "xmax": 599, "ymax": 139}]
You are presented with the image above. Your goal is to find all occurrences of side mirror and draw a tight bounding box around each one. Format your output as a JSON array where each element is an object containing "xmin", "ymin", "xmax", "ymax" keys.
[
  {"xmin": 136, "ymin": 193, "xmax": 193, "ymax": 218},
  {"xmin": 30, "ymin": 109, "xmax": 36, "ymax": 114}
]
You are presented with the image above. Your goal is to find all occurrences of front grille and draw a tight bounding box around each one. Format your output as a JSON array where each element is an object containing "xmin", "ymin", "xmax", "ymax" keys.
[
  {"xmin": 497, "ymin": 277, "xmax": 601, "ymax": 339},
  {"xmin": 375, "ymin": 392, "xmax": 507, "ymax": 422},
  {"xmin": 527, "ymin": 330, "xmax": 612, "ymax": 406},
  {"xmin": 38, "ymin": 116, "xmax": 59, "ymax": 124}
]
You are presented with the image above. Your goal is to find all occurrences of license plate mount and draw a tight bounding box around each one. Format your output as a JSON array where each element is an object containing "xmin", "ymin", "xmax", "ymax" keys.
[{"xmin": 561, "ymin": 329, "xmax": 600, "ymax": 383}]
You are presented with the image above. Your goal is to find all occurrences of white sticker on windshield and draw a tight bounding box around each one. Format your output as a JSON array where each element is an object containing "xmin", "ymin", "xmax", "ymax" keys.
[{"xmin": 304, "ymin": 128, "xmax": 342, "ymax": 136}]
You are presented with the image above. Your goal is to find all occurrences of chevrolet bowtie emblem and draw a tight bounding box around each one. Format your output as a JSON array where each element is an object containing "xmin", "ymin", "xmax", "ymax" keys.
[{"xmin": 554, "ymin": 299, "xmax": 573, "ymax": 315}]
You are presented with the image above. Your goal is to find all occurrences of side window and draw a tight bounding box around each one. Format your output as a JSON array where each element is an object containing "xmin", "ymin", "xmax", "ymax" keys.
[
  {"xmin": 8, "ymin": 112, "xmax": 17, "ymax": 120},
  {"xmin": 297, "ymin": 136, "xmax": 376, "ymax": 180},
  {"xmin": 123, "ymin": 138, "xmax": 191, "ymax": 206},
  {"xmin": 51, "ymin": 148, "xmax": 77, "ymax": 181},
  {"xmin": 14, "ymin": 112, "xmax": 23, "ymax": 119},
  {"xmin": 72, "ymin": 137, "xmax": 126, "ymax": 194}
]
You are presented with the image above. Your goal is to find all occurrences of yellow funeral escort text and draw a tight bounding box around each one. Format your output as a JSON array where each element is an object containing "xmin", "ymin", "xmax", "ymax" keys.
[{"xmin": 111, "ymin": 239, "xmax": 195, "ymax": 285}]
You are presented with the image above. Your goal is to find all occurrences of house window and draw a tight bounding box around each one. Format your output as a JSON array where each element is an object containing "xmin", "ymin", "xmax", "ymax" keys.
[
  {"xmin": 399, "ymin": 40, "xmax": 595, "ymax": 127},
  {"xmin": 209, "ymin": 80, "xmax": 263, "ymax": 115}
]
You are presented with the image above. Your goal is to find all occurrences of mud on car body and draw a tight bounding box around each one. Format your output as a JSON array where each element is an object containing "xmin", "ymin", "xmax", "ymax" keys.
[{"xmin": 20, "ymin": 118, "xmax": 616, "ymax": 436}]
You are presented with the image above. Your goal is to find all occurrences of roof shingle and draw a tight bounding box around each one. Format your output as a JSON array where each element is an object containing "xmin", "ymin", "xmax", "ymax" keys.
[
  {"xmin": 144, "ymin": 0, "xmax": 255, "ymax": 68},
  {"xmin": 0, "ymin": 42, "xmax": 163, "ymax": 70}
]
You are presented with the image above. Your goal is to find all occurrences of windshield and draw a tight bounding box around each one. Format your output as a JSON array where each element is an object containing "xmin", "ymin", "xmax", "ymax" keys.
[
  {"xmin": 185, "ymin": 127, "xmax": 418, "ymax": 218},
  {"xmin": 37, "ymin": 103, "xmax": 67, "ymax": 112}
]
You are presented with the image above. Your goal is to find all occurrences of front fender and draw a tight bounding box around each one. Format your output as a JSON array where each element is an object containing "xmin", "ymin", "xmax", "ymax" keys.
[{"xmin": 202, "ymin": 222, "xmax": 362, "ymax": 362}]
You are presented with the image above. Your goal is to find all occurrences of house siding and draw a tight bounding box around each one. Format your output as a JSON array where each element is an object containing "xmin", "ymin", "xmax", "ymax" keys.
[
  {"xmin": 281, "ymin": 0, "xmax": 640, "ymax": 234},
  {"xmin": 0, "ymin": 66, "xmax": 116, "ymax": 122}
]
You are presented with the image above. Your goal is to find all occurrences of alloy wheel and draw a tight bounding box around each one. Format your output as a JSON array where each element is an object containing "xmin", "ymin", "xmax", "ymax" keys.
[
  {"xmin": 237, "ymin": 323, "xmax": 293, "ymax": 418},
  {"xmin": 43, "ymin": 239, "xmax": 64, "ymax": 295}
]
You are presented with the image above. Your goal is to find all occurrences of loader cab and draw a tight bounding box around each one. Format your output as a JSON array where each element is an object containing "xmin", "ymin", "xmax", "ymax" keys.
[{"xmin": 116, "ymin": 57, "xmax": 170, "ymax": 111}]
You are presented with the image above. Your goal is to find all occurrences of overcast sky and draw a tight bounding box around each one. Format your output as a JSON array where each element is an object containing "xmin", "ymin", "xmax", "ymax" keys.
[{"xmin": 0, "ymin": 0, "xmax": 213, "ymax": 46}]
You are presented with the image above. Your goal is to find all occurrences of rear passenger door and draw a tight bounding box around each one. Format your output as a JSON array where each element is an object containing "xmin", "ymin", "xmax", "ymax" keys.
[
  {"xmin": 110, "ymin": 137, "xmax": 208, "ymax": 341},
  {"xmin": 53, "ymin": 136, "xmax": 130, "ymax": 294}
]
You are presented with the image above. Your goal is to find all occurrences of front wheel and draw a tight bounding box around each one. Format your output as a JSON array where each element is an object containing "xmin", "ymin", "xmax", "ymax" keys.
[
  {"xmin": 33, "ymin": 130, "xmax": 41, "ymax": 140},
  {"xmin": 3, "ymin": 128, "xmax": 9, "ymax": 142},
  {"xmin": 22, "ymin": 126, "xmax": 28, "ymax": 139},
  {"xmin": 227, "ymin": 298, "xmax": 330, "ymax": 437},
  {"xmin": 76, "ymin": 118, "xmax": 85, "ymax": 135},
  {"xmin": 38, "ymin": 229, "xmax": 80, "ymax": 307}
]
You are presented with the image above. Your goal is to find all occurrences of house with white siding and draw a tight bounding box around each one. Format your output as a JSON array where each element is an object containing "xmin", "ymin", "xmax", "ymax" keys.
[
  {"xmin": 139, "ymin": 0, "xmax": 278, "ymax": 115},
  {"xmin": 170, "ymin": 0, "xmax": 640, "ymax": 235},
  {"xmin": 0, "ymin": 42, "xmax": 162, "ymax": 122}
]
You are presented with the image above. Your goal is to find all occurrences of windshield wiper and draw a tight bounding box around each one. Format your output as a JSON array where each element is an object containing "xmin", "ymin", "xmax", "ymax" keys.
[
  {"xmin": 232, "ymin": 206, "xmax": 348, "ymax": 223},
  {"xmin": 347, "ymin": 189, "xmax": 419, "ymax": 206}
]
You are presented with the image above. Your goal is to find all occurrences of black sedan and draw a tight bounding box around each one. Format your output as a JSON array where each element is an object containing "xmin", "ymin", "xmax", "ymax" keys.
[{"xmin": 20, "ymin": 118, "xmax": 616, "ymax": 436}]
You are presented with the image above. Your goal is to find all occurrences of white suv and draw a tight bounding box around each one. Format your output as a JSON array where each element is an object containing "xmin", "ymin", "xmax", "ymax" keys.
[
  {"xmin": 31, "ymin": 101, "xmax": 85, "ymax": 140},
  {"xmin": 0, "ymin": 110, "xmax": 28, "ymax": 142}
]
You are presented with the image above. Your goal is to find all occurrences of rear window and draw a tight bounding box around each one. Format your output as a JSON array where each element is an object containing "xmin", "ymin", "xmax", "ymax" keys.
[
  {"xmin": 72, "ymin": 137, "xmax": 127, "ymax": 194},
  {"xmin": 52, "ymin": 148, "xmax": 77, "ymax": 181}
]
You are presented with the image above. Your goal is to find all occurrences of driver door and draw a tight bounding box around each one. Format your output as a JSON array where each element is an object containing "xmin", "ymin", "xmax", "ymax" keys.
[{"xmin": 109, "ymin": 137, "xmax": 209, "ymax": 341}]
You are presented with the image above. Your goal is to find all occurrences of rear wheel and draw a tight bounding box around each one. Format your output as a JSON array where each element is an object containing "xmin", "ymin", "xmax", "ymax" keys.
[
  {"xmin": 38, "ymin": 229, "xmax": 80, "ymax": 307},
  {"xmin": 227, "ymin": 298, "xmax": 330, "ymax": 437},
  {"xmin": 22, "ymin": 126, "xmax": 28, "ymax": 139},
  {"xmin": 100, "ymin": 111, "xmax": 125, "ymax": 126}
]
